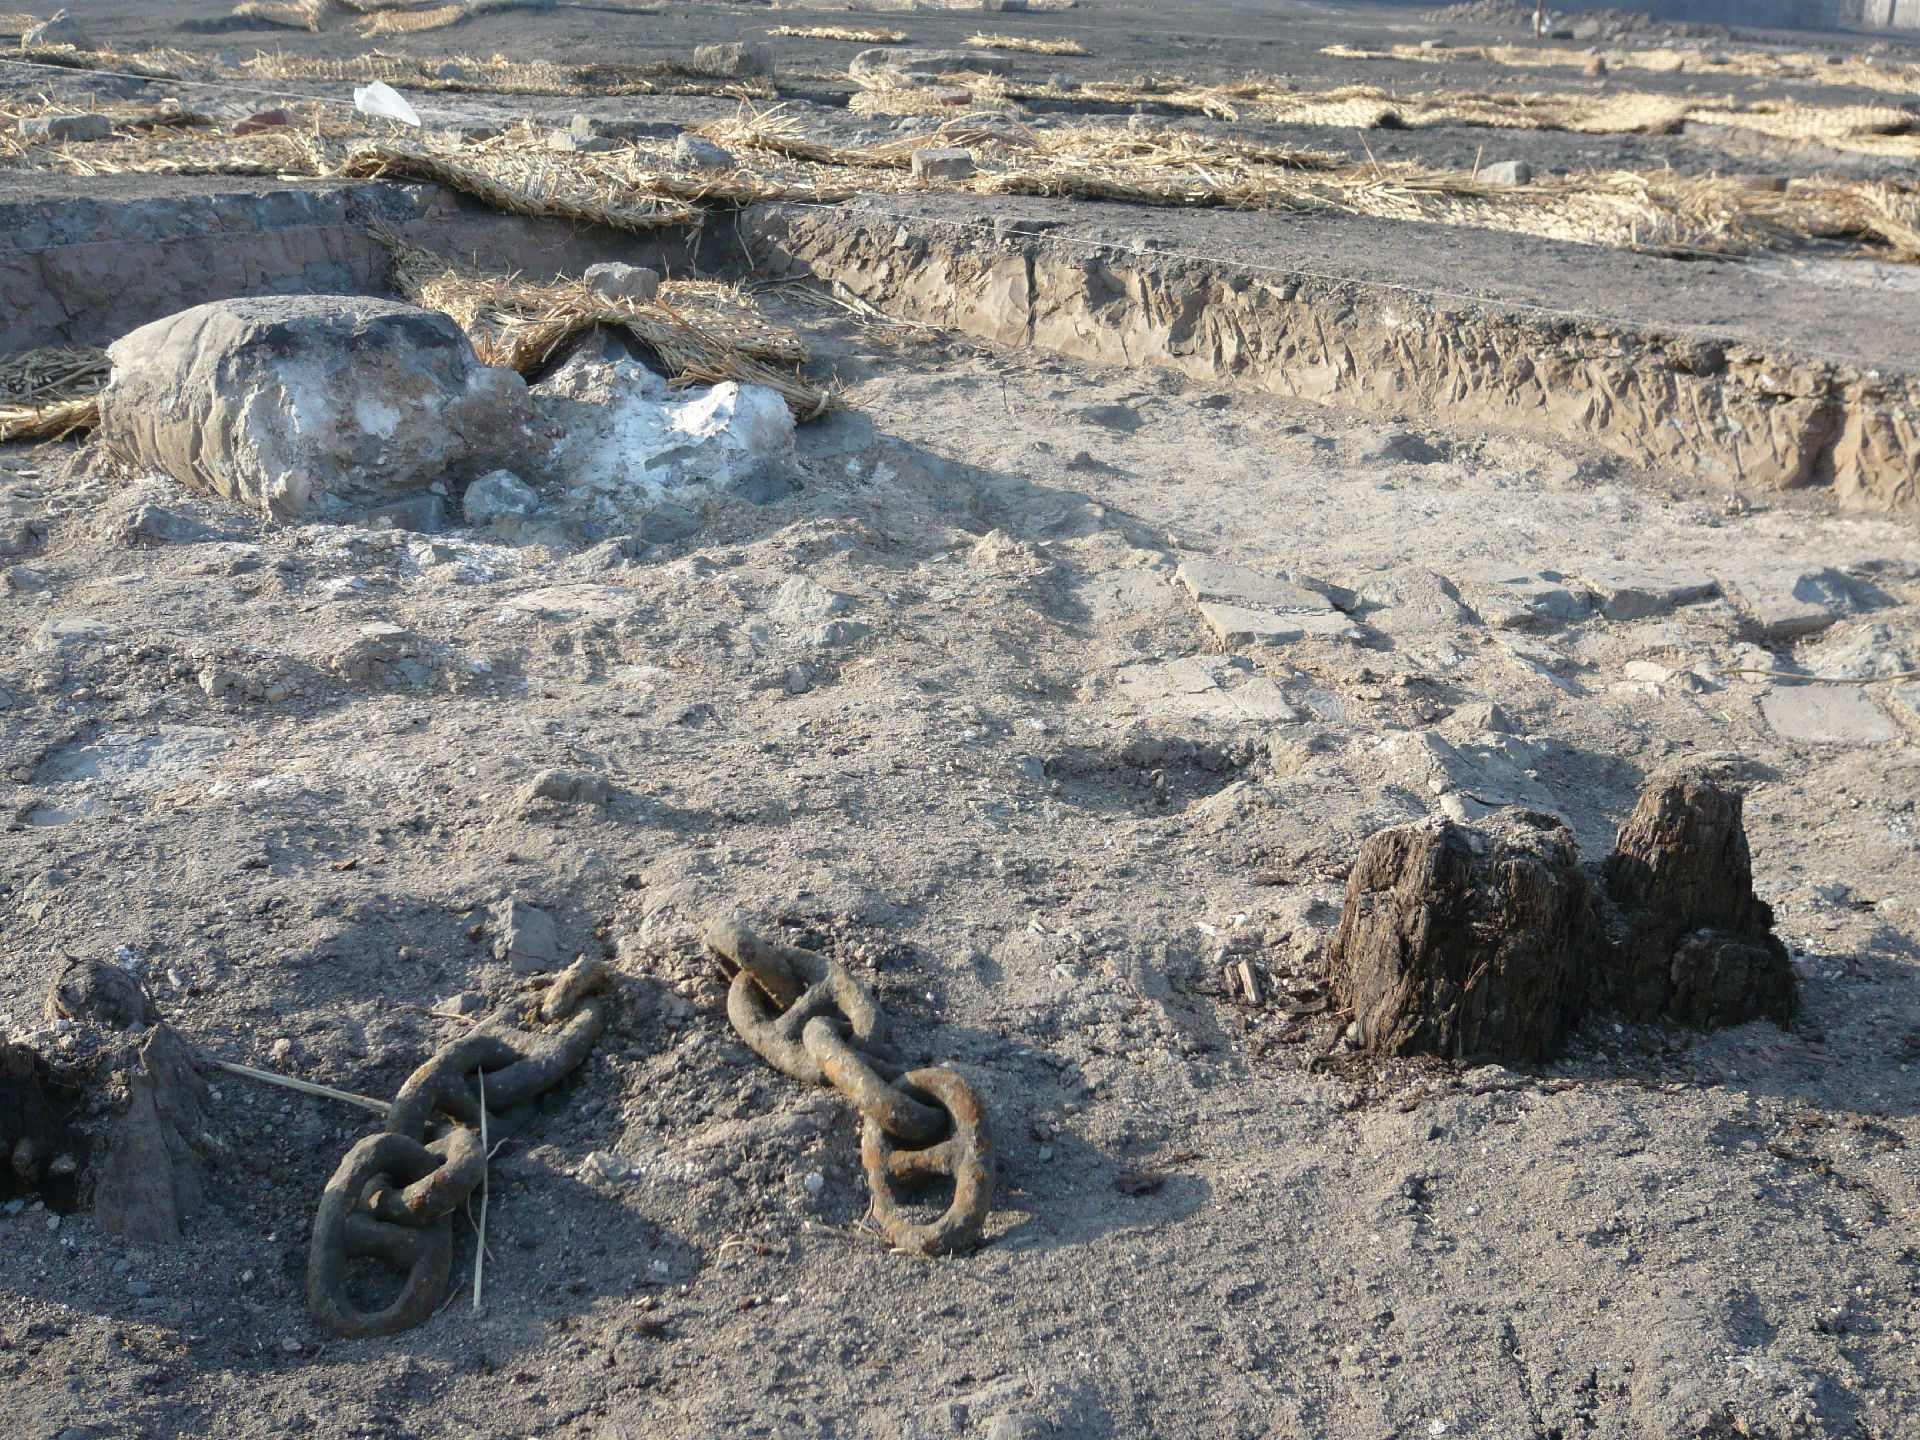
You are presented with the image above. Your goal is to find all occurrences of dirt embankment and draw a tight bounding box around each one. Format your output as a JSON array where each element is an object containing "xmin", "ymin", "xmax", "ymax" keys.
[{"xmin": 750, "ymin": 201, "xmax": 1920, "ymax": 515}]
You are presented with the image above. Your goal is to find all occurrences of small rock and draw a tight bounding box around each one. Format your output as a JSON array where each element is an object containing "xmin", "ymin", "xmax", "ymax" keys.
[
  {"xmin": 268, "ymin": 1037, "xmax": 294, "ymax": 1065},
  {"xmin": 462, "ymin": 469, "xmax": 539, "ymax": 526},
  {"xmin": 638, "ymin": 500, "xmax": 699, "ymax": 544},
  {"xmin": 434, "ymin": 61, "xmax": 467, "ymax": 80},
  {"xmin": 1761, "ymin": 686, "xmax": 1901, "ymax": 745},
  {"xmin": 125, "ymin": 1279, "xmax": 152, "ymax": 1297},
  {"xmin": 121, "ymin": 504, "xmax": 221, "ymax": 547},
  {"xmin": 23, "ymin": 8, "xmax": 94, "ymax": 48},
  {"xmin": 547, "ymin": 129, "xmax": 616, "ymax": 153},
  {"xmin": 581, "ymin": 1150, "xmax": 634, "ymax": 1184},
  {"xmin": 1477, "ymin": 159, "xmax": 1532, "ymax": 187},
  {"xmin": 801, "ymin": 1170, "xmax": 824, "ymax": 1195},
  {"xmin": 1449, "ymin": 700, "xmax": 1514, "ymax": 734},
  {"xmin": 1046, "ymin": 72, "xmax": 1080, "ymax": 90},
  {"xmin": 1197, "ymin": 603, "xmax": 1364, "ymax": 647},
  {"xmin": 691, "ymin": 41, "xmax": 770, "ymax": 77},
  {"xmin": 911, "ymin": 145, "xmax": 976, "ymax": 181},
  {"xmin": 1176, "ymin": 559, "xmax": 1332, "ymax": 615},
  {"xmin": 432, "ymin": 992, "xmax": 486, "ymax": 1017},
  {"xmin": 1716, "ymin": 566, "xmax": 1885, "ymax": 641},
  {"xmin": 1571, "ymin": 565, "xmax": 1717, "ymax": 621},
  {"xmin": 583, "ymin": 261, "xmax": 661, "ymax": 308},
  {"xmin": 673, "ymin": 133, "xmax": 735, "ymax": 170},
  {"xmin": 492, "ymin": 897, "xmax": 560, "ymax": 974},
  {"xmin": 1461, "ymin": 571, "xmax": 1590, "ymax": 630},
  {"xmin": 232, "ymin": 108, "xmax": 289, "ymax": 136},
  {"xmin": 852, "ymin": 46, "xmax": 1011, "ymax": 79},
  {"xmin": 784, "ymin": 663, "xmax": 813, "ymax": 696},
  {"xmin": 19, "ymin": 112, "xmax": 113, "ymax": 142},
  {"xmin": 521, "ymin": 768, "xmax": 611, "ymax": 806},
  {"xmin": 352, "ymin": 493, "xmax": 445, "ymax": 534}
]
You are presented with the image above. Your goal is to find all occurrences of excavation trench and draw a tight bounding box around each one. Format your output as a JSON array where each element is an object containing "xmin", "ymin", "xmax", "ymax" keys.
[{"xmin": 5, "ymin": 177, "xmax": 1917, "ymax": 514}]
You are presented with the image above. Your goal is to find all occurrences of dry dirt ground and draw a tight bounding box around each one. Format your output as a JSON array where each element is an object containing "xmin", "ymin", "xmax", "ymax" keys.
[
  {"xmin": 5, "ymin": 296, "xmax": 1920, "ymax": 1440},
  {"xmin": 5, "ymin": 3, "xmax": 1920, "ymax": 1440}
]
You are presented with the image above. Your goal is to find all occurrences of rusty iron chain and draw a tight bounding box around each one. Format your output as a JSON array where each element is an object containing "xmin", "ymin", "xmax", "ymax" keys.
[
  {"xmin": 704, "ymin": 915, "xmax": 994, "ymax": 1256},
  {"xmin": 307, "ymin": 957, "xmax": 611, "ymax": 1338}
]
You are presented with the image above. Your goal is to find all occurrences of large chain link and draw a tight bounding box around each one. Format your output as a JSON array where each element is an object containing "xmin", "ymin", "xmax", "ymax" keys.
[
  {"xmin": 704, "ymin": 915, "xmax": 994, "ymax": 1256},
  {"xmin": 307, "ymin": 958, "xmax": 610, "ymax": 1337}
]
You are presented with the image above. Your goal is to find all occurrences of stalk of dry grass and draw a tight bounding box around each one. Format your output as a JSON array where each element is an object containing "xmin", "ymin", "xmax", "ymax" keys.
[
  {"xmin": 357, "ymin": 3, "xmax": 464, "ymax": 34},
  {"xmin": 964, "ymin": 32, "xmax": 1085, "ymax": 56},
  {"xmin": 0, "ymin": 345, "xmax": 107, "ymax": 443},
  {"xmin": 768, "ymin": 25, "xmax": 905, "ymax": 43}
]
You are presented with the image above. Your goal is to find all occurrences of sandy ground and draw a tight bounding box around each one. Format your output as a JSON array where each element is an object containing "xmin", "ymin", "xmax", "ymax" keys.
[
  {"xmin": 4, "ymin": 291, "xmax": 1920, "ymax": 1440},
  {"xmin": 5, "ymin": 2, "xmax": 1920, "ymax": 1439}
]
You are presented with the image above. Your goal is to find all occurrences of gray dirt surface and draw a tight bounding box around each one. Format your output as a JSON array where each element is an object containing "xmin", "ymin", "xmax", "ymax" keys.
[
  {"xmin": 4, "ymin": 3, "xmax": 1920, "ymax": 1439},
  {"xmin": 4, "ymin": 288, "xmax": 1920, "ymax": 1440}
]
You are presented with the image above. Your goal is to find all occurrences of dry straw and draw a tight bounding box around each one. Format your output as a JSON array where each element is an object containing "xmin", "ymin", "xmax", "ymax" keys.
[
  {"xmin": 339, "ymin": 140, "xmax": 706, "ymax": 232},
  {"xmin": 767, "ymin": 25, "xmax": 906, "ymax": 43},
  {"xmin": 382, "ymin": 235, "xmax": 830, "ymax": 416},
  {"xmin": 229, "ymin": 0, "xmax": 339, "ymax": 32},
  {"xmin": 964, "ymin": 32, "xmax": 1086, "ymax": 56},
  {"xmin": 358, "ymin": 4, "xmax": 466, "ymax": 35},
  {"xmin": 704, "ymin": 108, "xmax": 1920, "ymax": 264},
  {"xmin": 1324, "ymin": 39, "xmax": 1920, "ymax": 101},
  {"xmin": 238, "ymin": 49, "xmax": 777, "ymax": 98},
  {"xmin": 0, "ymin": 345, "xmax": 108, "ymax": 443}
]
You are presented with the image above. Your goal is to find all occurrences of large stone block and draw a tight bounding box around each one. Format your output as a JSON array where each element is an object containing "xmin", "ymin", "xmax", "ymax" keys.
[{"xmin": 98, "ymin": 296, "xmax": 533, "ymax": 521}]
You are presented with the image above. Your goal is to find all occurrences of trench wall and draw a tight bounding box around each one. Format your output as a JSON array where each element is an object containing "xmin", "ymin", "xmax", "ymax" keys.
[
  {"xmin": 741, "ymin": 203, "xmax": 1920, "ymax": 515},
  {"xmin": 0, "ymin": 181, "xmax": 698, "ymax": 354}
]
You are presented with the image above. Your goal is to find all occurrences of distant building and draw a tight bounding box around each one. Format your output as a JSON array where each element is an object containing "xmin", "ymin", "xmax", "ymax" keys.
[
  {"xmin": 1858, "ymin": 0, "xmax": 1920, "ymax": 28},
  {"xmin": 1558, "ymin": 0, "xmax": 1844, "ymax": 27}
]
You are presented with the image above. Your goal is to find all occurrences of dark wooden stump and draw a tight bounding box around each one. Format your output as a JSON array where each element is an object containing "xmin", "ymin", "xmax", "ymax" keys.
[
  {"xmin": 1326, "ymin": 810, "xmax": 1593, "ymax": 1064},
  {"xmin": 42, "ymin": 958, "xmax": 217, "ymax": 1243},
  {"xmin": 1, "ymin": 1039, "xmax": 66, "ymax": 1196},
  {"xmin": 1596, "ymin": 777, "xmax": 1796, "ymax": 1029}
]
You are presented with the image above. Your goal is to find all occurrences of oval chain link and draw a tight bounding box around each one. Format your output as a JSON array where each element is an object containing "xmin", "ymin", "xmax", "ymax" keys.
[
  {"xmin": 705, "ymin": 915, "xmax": 994, "ymax": 1255},
  {"xmin": 307, "ymin": 958, "xmax": 610, "ymax": 1338}
]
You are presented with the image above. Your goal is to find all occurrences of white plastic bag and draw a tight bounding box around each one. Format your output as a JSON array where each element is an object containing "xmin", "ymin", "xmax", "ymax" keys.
[{"xmin": 353, "ymin": 81, "xmax": 420, "ymax": 127}]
